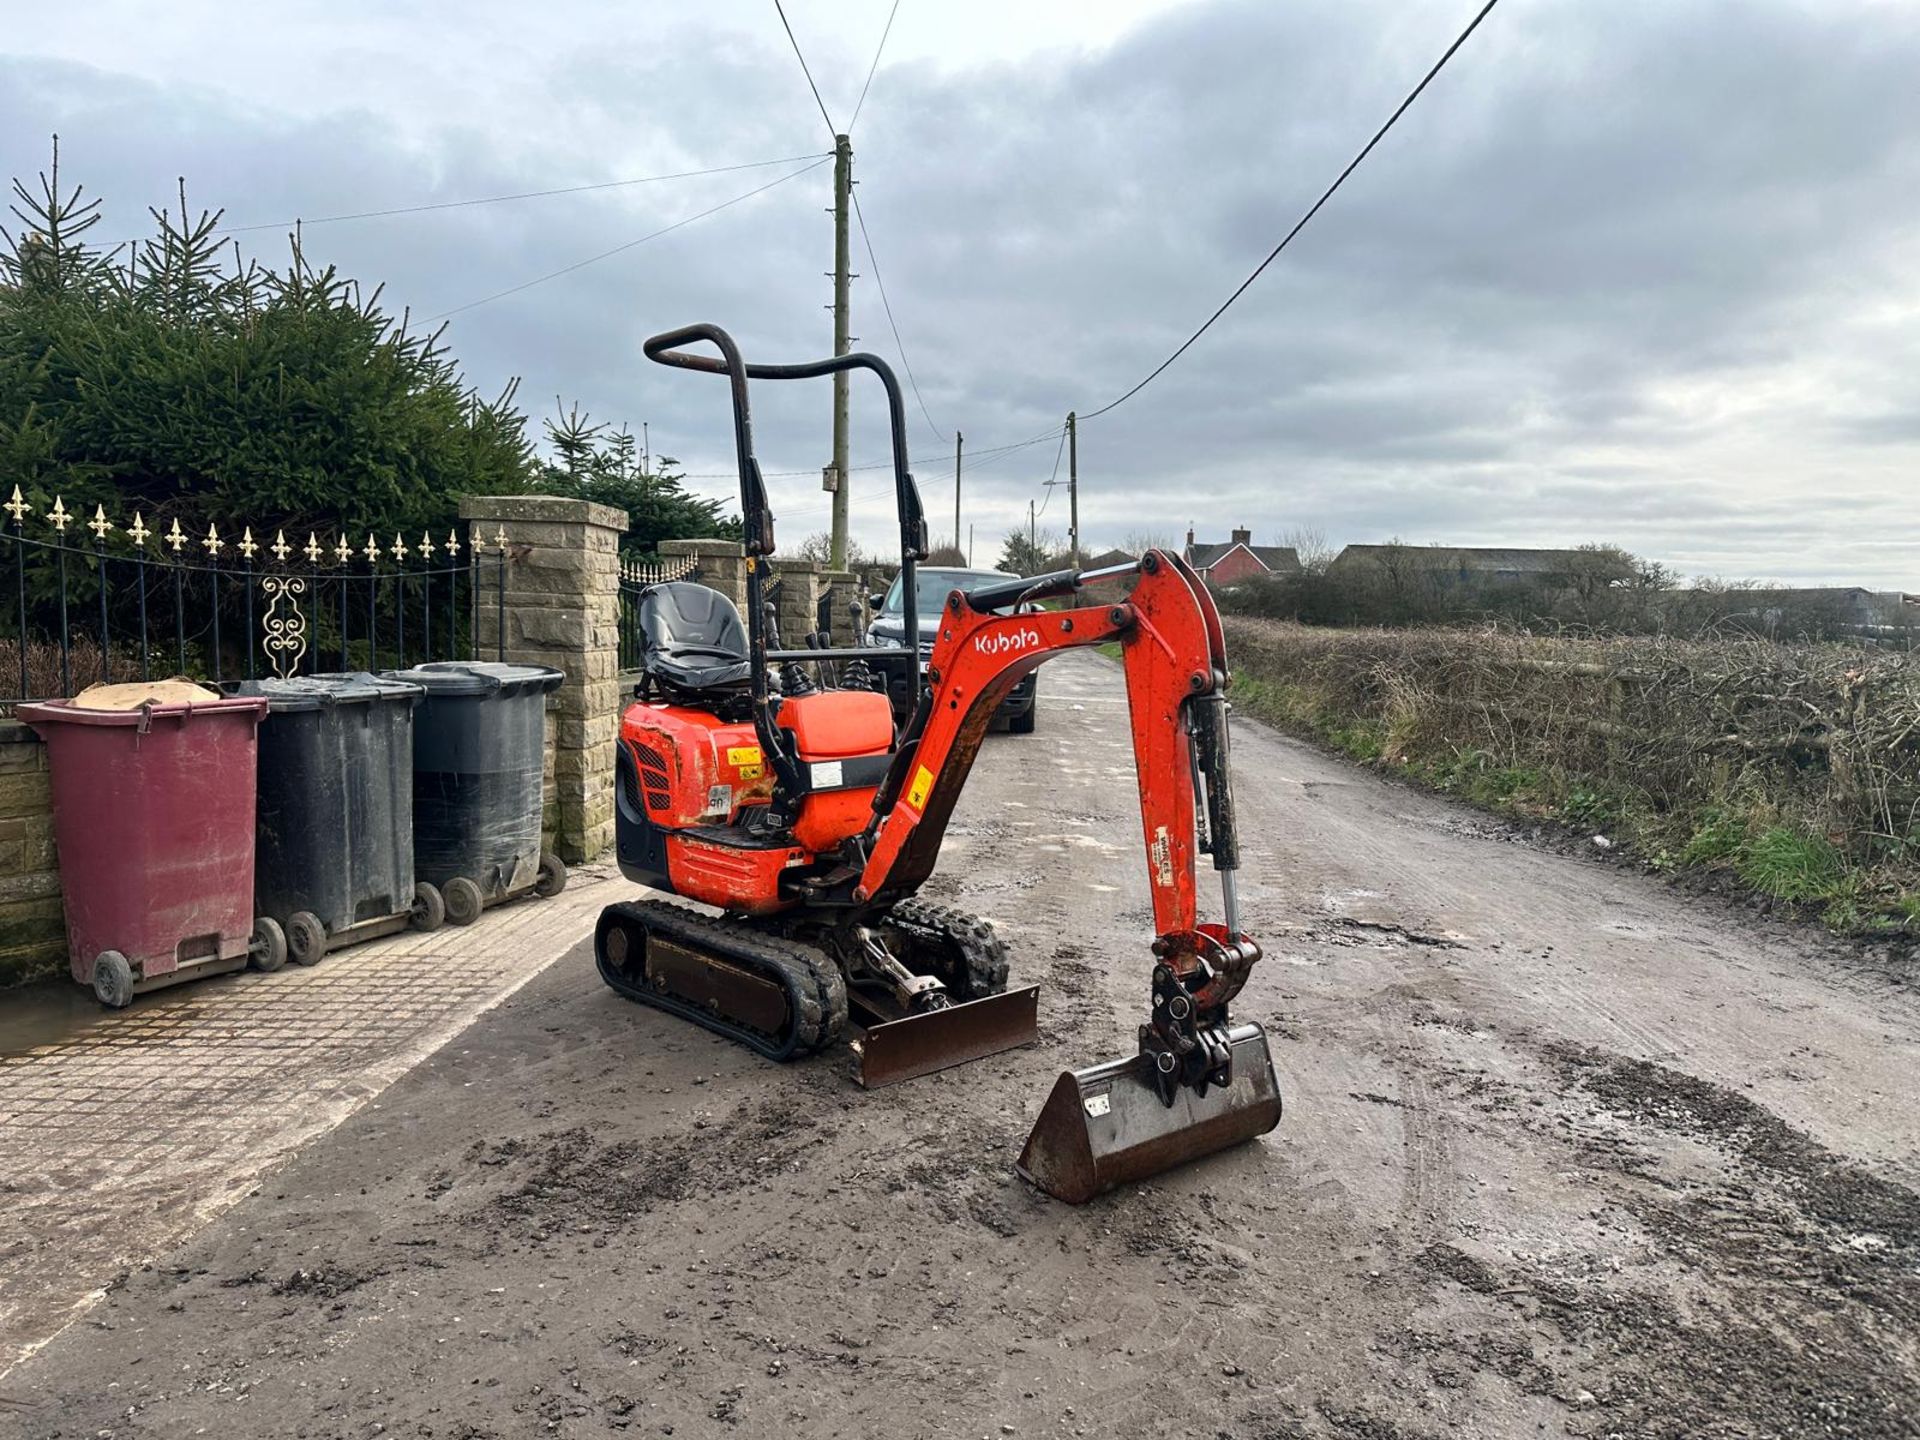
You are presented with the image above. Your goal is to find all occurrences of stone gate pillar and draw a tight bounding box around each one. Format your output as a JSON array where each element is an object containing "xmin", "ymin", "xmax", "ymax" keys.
[{"xmin": 460, "ymin": 495, "xmax": 625, "ymax": 864}]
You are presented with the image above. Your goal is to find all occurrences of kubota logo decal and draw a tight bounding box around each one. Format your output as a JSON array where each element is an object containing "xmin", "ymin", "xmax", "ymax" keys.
[{"xmin": 975, "ymin": 627, "xmax": 1042, "ymax": 657}]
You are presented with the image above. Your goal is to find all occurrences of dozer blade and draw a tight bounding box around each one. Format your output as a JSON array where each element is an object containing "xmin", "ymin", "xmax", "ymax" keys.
[
  {"xmin": 852, "ymin": 985, "xmax": 1040, "ymax": 1088},
  {"xmin": 1016, "ymin": 1022, "xmax": 1282, "ymax": 1204}
]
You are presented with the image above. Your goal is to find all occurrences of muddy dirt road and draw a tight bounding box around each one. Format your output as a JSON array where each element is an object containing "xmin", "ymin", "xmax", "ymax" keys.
[{"xmin": 5, "ymin": 649, "xmax": 1916, "ymax": 1439}]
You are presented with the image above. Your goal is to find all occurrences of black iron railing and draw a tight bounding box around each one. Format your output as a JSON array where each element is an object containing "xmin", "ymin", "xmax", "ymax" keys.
[
  {"xmin": 0, "ymin": 489, "xmax": 513, "ymax": 708},
  {"xmin": 616, "ymin": 552, "xmax": 702, "ymax": 674}
]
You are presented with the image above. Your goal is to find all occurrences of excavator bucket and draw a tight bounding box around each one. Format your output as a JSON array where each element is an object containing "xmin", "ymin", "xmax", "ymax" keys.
[
  {"xmin": 1015, "ymin": 1022, "xmax": 1282, "ymax": 1203},
  {"xmin": 852, "ymin": 984, "xmax": 1041, "ymax": 1088}
]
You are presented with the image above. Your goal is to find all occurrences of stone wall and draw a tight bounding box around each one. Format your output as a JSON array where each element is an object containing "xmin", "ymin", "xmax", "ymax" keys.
[
  {"xmin": 654, "ymin": 539, "xmax": 860, "ymax": 649},
  {"xmin": 0, "ymin": 723, "xmax": 64, "ymax": 987}
]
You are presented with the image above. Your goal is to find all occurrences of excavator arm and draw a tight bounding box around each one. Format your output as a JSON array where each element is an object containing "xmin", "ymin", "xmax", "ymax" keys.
[{"xmin": 852, "ymin": 548, "xmax": 1266, "ymax": 1104}]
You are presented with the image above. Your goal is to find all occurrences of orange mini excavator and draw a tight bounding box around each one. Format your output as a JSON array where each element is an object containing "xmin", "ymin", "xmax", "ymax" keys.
[{"xmin": 596, "ymin": 324, "xmax": 1280, "ymax": 1201}]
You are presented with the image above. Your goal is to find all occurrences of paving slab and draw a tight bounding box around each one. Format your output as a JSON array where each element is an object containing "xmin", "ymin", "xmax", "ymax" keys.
[{"xmin": 0, "ymin": 864, "xmax": 614, "ymax": 1375}]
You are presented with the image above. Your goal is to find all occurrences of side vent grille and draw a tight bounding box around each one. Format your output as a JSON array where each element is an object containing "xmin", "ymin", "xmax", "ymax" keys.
[{"xmin": 634, "ymin": 739, "xmax": 673, "ymax": 814}]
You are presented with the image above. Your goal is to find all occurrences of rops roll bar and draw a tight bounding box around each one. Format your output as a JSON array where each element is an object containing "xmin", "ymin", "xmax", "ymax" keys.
[{"xmin": 641, "ymin": 324, "xmax": 931, "ymax": 812}]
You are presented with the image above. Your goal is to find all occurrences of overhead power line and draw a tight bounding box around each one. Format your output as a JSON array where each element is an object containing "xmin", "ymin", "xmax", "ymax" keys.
[
  {"xmin": 849, "ymin": 0, "xmax": 903, "ymax": 130},
  {"xmin": 773, "ymin": 0, "xmax": 838, "ymax": 137},
  {"xmin": 682, "ymin": 426, "xmax": 1062, "ymax": 482},
  {"xmin": 217, "ymin": 155, "xmax": 834, "ymax": 236},
  {"xmin": 852, "ymin": 190, "xmax": 947, "ymax": 443},
  {"xmin": 102, "ymin": 154, "xmax": 831, "ymax": 250},
  {"xmin": 429, "ymin": 156, "xmax": 831, "ymax": 321},
  {"xmin": 1080, "ymin": 0, "xmax": 1503, "ymax": 421}
]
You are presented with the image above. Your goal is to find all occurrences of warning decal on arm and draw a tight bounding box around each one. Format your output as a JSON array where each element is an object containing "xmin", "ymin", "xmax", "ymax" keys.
[{"xmin": 905, "ymin": 764, "xmax": 935, "ymax": 813}]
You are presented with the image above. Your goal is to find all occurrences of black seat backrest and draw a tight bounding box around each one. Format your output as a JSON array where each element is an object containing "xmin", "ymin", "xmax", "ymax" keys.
[{"xmin": 636, "ymin": 582, "xmax": 750, "ymax": 693}]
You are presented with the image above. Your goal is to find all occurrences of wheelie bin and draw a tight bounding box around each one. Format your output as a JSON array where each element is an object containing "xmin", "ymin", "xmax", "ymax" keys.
[
  {"xmin": 247, "ymin": 672, "xmax": 443, "ymax": 966},
  {"xmin": 379, "ymin": 661, "xmax": 566, "ymax": 925},
  {"xmin": 19, "ymin": 682, "xmax": 282, "ymax": 1008}
]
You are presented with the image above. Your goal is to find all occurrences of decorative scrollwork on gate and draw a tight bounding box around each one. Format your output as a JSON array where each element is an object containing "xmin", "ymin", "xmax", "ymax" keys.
[{"xmin": 260, "ymin": 574, "xmax": 309, "ymax": 679}]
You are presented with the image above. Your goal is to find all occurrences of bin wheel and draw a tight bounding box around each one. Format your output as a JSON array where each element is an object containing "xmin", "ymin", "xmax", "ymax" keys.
[
  {"xmin": 533, "ymin": 852, "xmax": 569, "ymax": 899},
  {"xmin": 250, "ymin": 916, "xmax": 288, "ymax": 973},
  {"xmin": 92, "ymin": 951, "xmax": 135, "ymax": 1009},
  {"xmin": 287, "ymin": 911, "xmax": 329, "ymax": 966},
  {"xmin": 443, "ymin": 877, "xmax": 485, "ymax": 927},
  {"xmin": 410, "ymin": 882, "xmax": 447, "ymax": 933}
]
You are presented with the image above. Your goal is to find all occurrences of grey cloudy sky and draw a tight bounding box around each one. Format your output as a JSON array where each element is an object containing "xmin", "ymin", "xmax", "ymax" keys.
[{"xmin": 6, "ymin": 1, "xmax": 1918, "ymax": 584}]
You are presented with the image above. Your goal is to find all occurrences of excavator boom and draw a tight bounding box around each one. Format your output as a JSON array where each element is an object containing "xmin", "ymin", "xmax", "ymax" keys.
[{"xmin": 851, "ymin": 549, "xmax": 1283, "ymax": 1202}]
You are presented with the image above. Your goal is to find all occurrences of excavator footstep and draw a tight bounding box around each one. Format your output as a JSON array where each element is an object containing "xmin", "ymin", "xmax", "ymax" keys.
[
  {"xmin": 853, "ymin": 985, "xmax": 1040, "ymax": 1088},
  {"xmin": 1016, "ymin": 1022, "xmax": 1282, "ymax": 1204}
]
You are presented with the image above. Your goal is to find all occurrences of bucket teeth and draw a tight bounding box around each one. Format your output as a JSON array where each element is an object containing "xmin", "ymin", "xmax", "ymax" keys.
[
  {"xmin": 853, "ymin": 985, "xmax": 1040, "ymax": 1088},
  {"xmin": 1016, "ymin": 1022, "xmax": 1282, "ymax": 1204}
]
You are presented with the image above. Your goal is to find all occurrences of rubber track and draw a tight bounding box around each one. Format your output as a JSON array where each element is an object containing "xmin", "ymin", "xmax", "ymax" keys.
[
  {"xmin": 886, "ymin": 898, "xmax": 1012, "ymax": 1000},
  {"xmin": 596, "ymin": 900, "xmax": 848, "ymax": 1061}
]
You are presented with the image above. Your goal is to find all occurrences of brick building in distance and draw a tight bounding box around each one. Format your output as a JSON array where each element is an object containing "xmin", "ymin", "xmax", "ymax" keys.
[{"xmin": 1184, "ymin": 527, "xmax": 1300, "ymax": 585}]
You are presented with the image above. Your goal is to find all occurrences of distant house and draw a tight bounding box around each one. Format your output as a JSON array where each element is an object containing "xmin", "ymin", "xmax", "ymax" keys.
[
  {"xmin": 1081, "ymin": 547, "xmax": 1137, "ymax": 571},
  {"xmin": 1184, "ymin": 528, "xmax": 1301, "ymax": 585},
  {"xmin": 1329, "ymin": 544, "xmax": 1632, "ymax": 589}
]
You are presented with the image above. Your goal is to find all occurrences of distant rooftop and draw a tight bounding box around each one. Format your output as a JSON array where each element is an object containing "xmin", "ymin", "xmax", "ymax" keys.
[{"xmin": 1188, "ymin": 540, "xmax": 1300, "ymax": 572}]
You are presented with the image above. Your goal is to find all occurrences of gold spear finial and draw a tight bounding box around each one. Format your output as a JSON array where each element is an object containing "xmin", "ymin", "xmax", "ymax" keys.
[
  {"xmin": 445, "ymin": 529, "xmax": 461, "ymax": 557},
  {"xmin": 333, "ymin": 534, "xmax": 352, "ymax": 564},
  {"xmin": 4, "ymin": 486, "xmax": 27, "ymax": 525},
  {"xmin": 390, "ymin": 531, "xmax": 408, "ymax": 562},
  {"xmin": 202, "ymin": 522, "xmax": 224, "ymax": 557},
  {"xmin": 87, "ymin": 504, "xmax": 113, "ymax": 542},
  {"xmin": 363, "ymin": 532, "xmax": 379, "ymax": 563},
  {"xmin": 47, "ymin": 497, "xmax": 71, "ymax": 532},
  {"xmin": 165, "ymin": 518, "xmax": 187, "ymax": 553},
  {"xmin": 418, "ymin": 530, "xmax": 435, "ymax": 558},
  {"xmin": 304, "ymin": 532, "xmax": 322, "ymax": 563},
  {"xmin": 238, "ymin": 526, "xmax": 259, "ymax": 560},
  {"xmin": 271, "ymin": 530, "xmax": 292, "ymax": 562},
  {"xmin": 494, "ymin": 526, "xmax": 509, "ymax": 552},
  {"xmin": 127, "ymin": 511, "xmax": 150, "ymax": 546}
]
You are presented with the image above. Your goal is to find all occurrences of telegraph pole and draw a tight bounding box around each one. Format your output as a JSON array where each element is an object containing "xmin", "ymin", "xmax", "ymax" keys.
[
  {"xmin": 952, "ymin": 431, "xmax": 963, "ymax": 552},
  {"xmin": 829, "ymin": 133, "xmax": 853, "ymax": 569},
  {"xmin": 1066, "ymin": 411, "xmax": 1079, "ymax": 566}
]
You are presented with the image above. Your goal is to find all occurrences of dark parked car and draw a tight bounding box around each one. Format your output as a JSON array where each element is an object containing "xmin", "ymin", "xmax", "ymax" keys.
[{"xmin": 863, "ymin": 566, "xmax": 1037, "ymax": 733}]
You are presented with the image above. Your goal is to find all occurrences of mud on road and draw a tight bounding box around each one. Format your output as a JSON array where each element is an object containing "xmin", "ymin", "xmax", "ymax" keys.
[{"xmin": 4, "ymin": 650, "xmax": 1916, "ymax": 1439}]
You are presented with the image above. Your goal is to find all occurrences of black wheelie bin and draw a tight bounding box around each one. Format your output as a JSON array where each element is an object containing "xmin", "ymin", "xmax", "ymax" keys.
[
  {"xmin": 379, "ymin": 660, "xmax": 566, "ymax": 925},
  {"xmin": 248, "ymin": 672, "xmax": 442, "ymax": 965}
]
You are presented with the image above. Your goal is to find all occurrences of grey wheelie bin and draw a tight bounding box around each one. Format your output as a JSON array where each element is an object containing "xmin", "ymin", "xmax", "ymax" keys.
[
  {"xmin": 247, "ymin": 672, "xmax": 442, "ymax": 966},
  {"xmin": 379, "ymin": 661, "xmax": 566, "ymax": 925}
]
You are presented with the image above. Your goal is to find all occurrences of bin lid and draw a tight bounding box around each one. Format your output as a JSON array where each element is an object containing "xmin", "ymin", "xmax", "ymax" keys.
[
  {"xmin": 17, "ymin": 692, "xmax": 267, "ymax": 730},
  {"xmin": 242, "ymin": 671, "xmax": 424, "ymax": 713},
  {"xmin": 379, "ymin": 661, "xmax": 564, "ymax": 698}
]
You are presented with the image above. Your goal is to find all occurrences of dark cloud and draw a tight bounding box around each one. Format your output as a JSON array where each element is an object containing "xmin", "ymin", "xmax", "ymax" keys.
[{"xmin": 5, "ymin": 0, "xmax": 1919, "ymax": 583}]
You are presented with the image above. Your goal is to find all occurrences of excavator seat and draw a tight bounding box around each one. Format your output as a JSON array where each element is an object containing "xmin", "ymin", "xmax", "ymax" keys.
[{"xmin": 637, "ymin": 582, "xmax": 750, "ymax": 692}]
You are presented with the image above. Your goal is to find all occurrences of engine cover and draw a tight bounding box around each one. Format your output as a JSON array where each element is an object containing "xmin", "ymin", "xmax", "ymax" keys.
[{"xmin": 617, "ymin": 689, "xmax": 898, "ymax": 900}]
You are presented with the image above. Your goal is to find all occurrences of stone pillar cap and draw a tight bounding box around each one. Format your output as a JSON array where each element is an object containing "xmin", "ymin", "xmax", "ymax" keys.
[{"xmin": 459, "ymin": 494, "xmax": 627, "ymax": 532}]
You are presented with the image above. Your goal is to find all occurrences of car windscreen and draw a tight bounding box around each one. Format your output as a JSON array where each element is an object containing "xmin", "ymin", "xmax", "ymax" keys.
[{"xmin": 881, "ymin": 570, "xmax": 1014, "ymax": 617}]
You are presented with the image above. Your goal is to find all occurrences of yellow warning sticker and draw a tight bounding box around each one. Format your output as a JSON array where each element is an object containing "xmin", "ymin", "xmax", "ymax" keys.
[
  {"xmin": 726, "ymin": 746, "xmax": 763, "ymax": 768},
  {"xmin": 738, "ymin": 764, "xmax": 763, "ymax": 781},
  {"xmin": 905, "ymin": 764, "xmax": 935, "ymax": 812}
]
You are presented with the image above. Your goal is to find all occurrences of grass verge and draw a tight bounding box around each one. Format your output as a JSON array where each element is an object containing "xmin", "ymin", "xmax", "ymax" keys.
[{"xmin": 1225, "ymin": 645, "xmax": 1915, "ymax": 937}]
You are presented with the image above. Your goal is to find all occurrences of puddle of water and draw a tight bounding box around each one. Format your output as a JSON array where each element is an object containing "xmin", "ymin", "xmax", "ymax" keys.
[{"xmin": 0, "ymin": 977, "xmax": 103, "ymax": 1058}]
